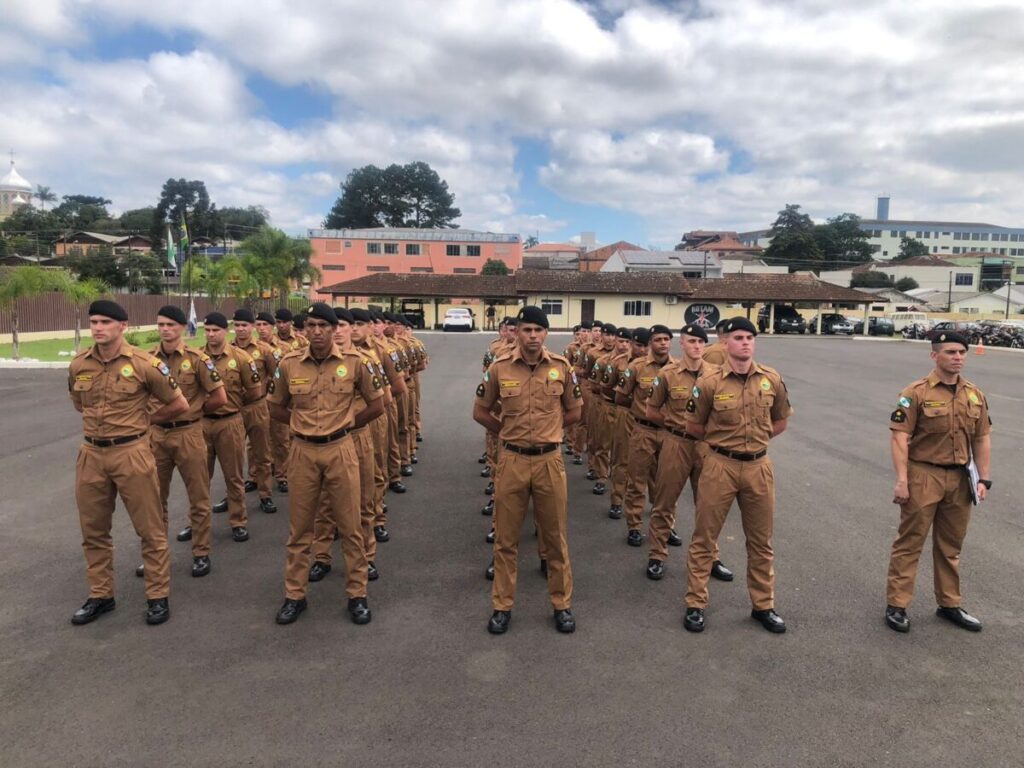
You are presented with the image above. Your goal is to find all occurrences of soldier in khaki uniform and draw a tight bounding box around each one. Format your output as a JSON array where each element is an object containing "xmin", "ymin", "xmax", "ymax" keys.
[
  {"xmin": 683, "ymin": 317, "xmax": 792, "ymax": 634},
  {"xmin": 569, "ymin": 320, "xmax": 596, "ymax": 467},
  {"xmin": 256, "ymin": 311, "xmax": 290, "ymax": 492},
  {"xmin": 232, "ymin": 308, "xmax": 278, "ymax": 514},
  {"xmin": 884, "ymin": 331, "xmax": 992, "ymax": 634},
  {"xmin": 371, "ymin": 310, "xmax": 409, "ymax": 495},
  {"xmin": 202, "ymin": 313, "xmax": 262, "ymax": 542},
  {"xmin": 702, "ymin": 319, "xmax": 729, "ymax": 366},
  {"xmin": 269, "ymin": 302, "xmax": 385, "ymax": 626},
  {"xmin": 275, "ymin": 307, "xmax": 309, "ymax": 352},
  {"xmin": 643, "ymin": 325, "xmax": 733, "ymax": 583},
  {"xmin": 586, "ymin": 323, "xmax": 617, "ymax": 493},
  {"xmin": 68, "ymin": 300, "xmax": 189, "ymax": 627},
  {"xmin": 146, "ymin": 305, "xmax": 226, "ymax": 580},
  {"xmin": 481, "ymin": 318, "xmax": 516, "ymax": 512},
  {"xmin": 473, "ymin": 306, "xmax": 583, "ymax": 635},
  {"xmin": 562, "ymin": 324, "xmax": 586, "ymax": 463}
]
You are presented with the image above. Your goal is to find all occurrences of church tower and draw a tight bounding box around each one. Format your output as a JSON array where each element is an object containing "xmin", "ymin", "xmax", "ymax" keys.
[{"xmin": 0, "ymin": 155, "xmax": 34, "ymax": 221}]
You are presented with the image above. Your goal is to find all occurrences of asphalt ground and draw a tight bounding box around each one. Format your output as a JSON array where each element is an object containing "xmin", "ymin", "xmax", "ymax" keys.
[{"xmin": 1, "ymin": 333, "xmax": 1022, "ymax": 767}]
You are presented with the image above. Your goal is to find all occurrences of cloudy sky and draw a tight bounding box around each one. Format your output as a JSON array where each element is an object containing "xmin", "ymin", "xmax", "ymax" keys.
[{"xmin": 2, "ymin": 0, "xmax": 1023, "ymax": 247}]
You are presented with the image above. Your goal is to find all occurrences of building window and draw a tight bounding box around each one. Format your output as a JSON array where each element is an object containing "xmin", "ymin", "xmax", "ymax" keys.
[
  {"xmin": 981, "ymin": 233, "xmax": 989, "ymax": 240},
  {"xmin": 1016, "ymin": 266, "xmax": 1024, "ymax": 275},
  {"xmin": 323, "ymin": 264, "xmax": 346, "ymax": 271},
  {"xmin": 467, "ymin": 245, "xmax": 481, "ymax": 257},
  {"xmin": 326, "ymin": 240, "xmax": 341, "ymax": 253},
  {"xmin": 540, "ymin": 299, "xmax": 563, "ymax": 316},
  {"xmin": 453, "ymin": 267, "xmax": 476, "ymax": 274},
  {"xmin": 954, "ymin": 273, "xmax": 973, "ymax": 286},
  {"xmin": 344, "ymin": 241, "xmax": 352, "ymax": 247},
  {"xmin": 915, "ymin": 231, "xmax": 922, "ymax": 238},
  {"xmin": 953, "ymin": 232, "xmax": 961, "ymax": 240},
  {"xmin": 405, "ymin": 244, "xmax": 420, "ymax": 256},
  {"xmin": 899, "ymin": 230, "xmax": 907, "ymax": 237},
  {"xmin": 367, "ymin": 242, "xmax": 381, "ymax": 254},
  {"xmin": 933, "ymin": 246, "xmax": 938, "ymax": 253},
  {"xmin": 366, "ymin": 265, "xmax": 390, "ymax": 272},
  {"xmin": 923, "ymin": 232, "xmax": 930, "ymax": 239},
  {"xmin": 952, "ymin": 247, "xmax": 961, "ymax": 254},
  {"xmin": 446, "ymin": 245, "xmax": 461, "ymax": 256},
  {"xmin": 384, "ymin": 243, "xmax": 398, "ymax": 255},
  {"xmin": 624, "ymin": 300, "xmax": 652, "ymax": 316},
  {"xmin": 410, "ymin": 266, "xmax": 433, "ymax": 273},
  {"xmin": 890, "ymin": 230, "xmax": 898, "ymax": 237},
  {"xmin": 1011, "ymin": 234, "xmax": 1020, "ymax": 242},
  {"xmin": 882, "ymin": 250, "xmax": 889, "ymax": 257}
]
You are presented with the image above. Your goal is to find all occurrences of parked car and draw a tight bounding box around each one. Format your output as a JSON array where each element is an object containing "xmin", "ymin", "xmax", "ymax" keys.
[
  {"xmin": 805, "ymin": 314, "xmax": 855, "ymax": 334},
  {"xmin": 849, "ymin": 316, "xmax": 895, "ymax": 336},
  {"xmin": 923, "ymin": 321, "xmax": 982, "ymax": 342},
  {"xmin": 442, "ymin": 307, "xmax": 476, "ymax": 332},
  {"xmin": 399, "ymin": 299, "xmax": 426, "ymax": 329},
  {"xmin": 887, "ymin": 311, "xmax": 930, "ymax": 331},
  {"xmin": 757, "ymin": 305, "xmax": 807, "ymax": 334}
]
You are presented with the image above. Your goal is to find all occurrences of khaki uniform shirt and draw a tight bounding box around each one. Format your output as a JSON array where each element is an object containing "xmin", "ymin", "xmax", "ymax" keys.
[
  {"xmin": 150, "ymin": 341, "xmax": 223, "ymax": 421},
  {"xmin": 204, "ymin": 344, "xmax": 261, "ymax": 415},
  {"xmin": 587, "ymin": 347, "xmax": 614, "ymax": 392},
  {"xmin": 889, "ymin": 372, "xmax": 991, "ymax": 466},
  {"xmin": 647, "ymin": 361, "xmax": 704, "ymax": 432},
  {"xmin": 686, "ymin": 361, "xmax": 793, "ymax": 454},
  {"xmin": 702, "ymin": 342, "xmax": 728, "ymax": 367},
  {"xmin": 475, "ymin": 348, "xmax": 583, "ymax": 446},
  {"xmin": 233, "ymin": 337, "xmax": 278, "ymax": 397},
  {"xmin": 69, "ymin": 341, "xmax": 181, "ymax": 438},
  {"xmin": 617, "ymin": 353, "xmax": 673, "ymax": 419},
  {"xmin": 270, "ymin": 344, "xmax": 383, "ymax": 436},
  {"xmin": 276, "ymin": 332, "xmax": 309, "ymax": 352},
  {"xmin": 601, "ymin": 351, "xmax": 631, "ymax": 401}
]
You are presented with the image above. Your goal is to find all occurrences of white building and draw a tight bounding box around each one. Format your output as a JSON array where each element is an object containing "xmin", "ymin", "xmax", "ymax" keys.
[
  {"xmin": 601, "ymin": 249, "xmax": 723, "ymax": 278},
  {"xmin": 818, "ymin": 256, "xmax": 980, "ymax": 293},
  {"xmin": 949, "ymin": 285, "xmax": 1024, "ymax": 316},
  {"xmin": 0, "ymin": 158, "xmax": 33, "ymax": 221}
]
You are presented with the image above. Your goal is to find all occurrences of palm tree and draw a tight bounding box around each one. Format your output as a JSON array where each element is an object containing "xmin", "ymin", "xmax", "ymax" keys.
[
  {"xmin": 238, "ymin": 226, "xmax": 320, "ymax": 301},
  {"xmin": 53, "ymin": 271, "xmax": 106, "ymax": 353},
  {"xmin": 0, "ymin": 266, "xmax": 58, "ymax": 359},
  {"xmin": 205, "ymin": 256, "xmax": 256, "ymax": 308},
  {"xmin": 35, "ymin": 185, "xmax": 57, "ymax": 211}
]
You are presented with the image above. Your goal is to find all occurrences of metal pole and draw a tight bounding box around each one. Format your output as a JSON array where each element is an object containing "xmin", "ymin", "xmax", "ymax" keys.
[
  {"xmin": 948, "ymin": 271, "xmax": 952, "ymax": 312},
  {"xmin": 1007, "ymin": 280, "xmax": 1012, "ymax": 320}
]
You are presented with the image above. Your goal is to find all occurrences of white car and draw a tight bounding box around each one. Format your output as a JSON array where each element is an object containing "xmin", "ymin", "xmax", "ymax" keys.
[{"xmin": 442, "ymin": 307, "xmax": 475, "ymax": 332}]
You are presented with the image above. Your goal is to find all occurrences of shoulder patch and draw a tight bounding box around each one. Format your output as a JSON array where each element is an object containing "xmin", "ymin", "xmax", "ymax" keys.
[
  {"xmin": 898, "ymin": 396, "xmax": 911, "ymax": 408},
  {"xmin": 476, "ymin": 382, "xmax": 486, "ymax": 397},
  {"xmin": 890, "ymin": 408, "xmax": 906, "ymax": 423}
]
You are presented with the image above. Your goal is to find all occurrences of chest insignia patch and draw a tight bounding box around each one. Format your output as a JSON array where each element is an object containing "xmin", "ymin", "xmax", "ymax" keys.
[
  {"xmin": 968, "ymin": 392, "xmax": 980, "ymax": 404},
  {"xmin": 548, "ymin": 369, "xmax": 559, "ymax": 380},
  {"xmin": 120, "ymin": 365, "xmax": 134, "ymax": 378},
  {"xmin": 336, "ymin": 365, "xmax": 348, "ymax": 378},
  {"xmin": 760, "ymin": 379, "xmax": 772, "ymax": 392},
  {"xmin": 227, "ymin": 359, "xmax": 238, "ymax": 370},
  {"xmin": 181, "ymin": 360, "xmax": 192, "ymax": 371}
]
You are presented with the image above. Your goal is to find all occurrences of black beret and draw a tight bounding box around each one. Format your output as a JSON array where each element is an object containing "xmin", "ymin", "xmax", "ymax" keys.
[
  {"xmin": 88, "ymin": 300, "xmax": 128, "ymax": 322},
  {"xmin": 601, "ymin": 323, "xmax": 617, "ymax": 335},
  {"xmin": 592, "ymin": 320, "xmax": 603, "ymax": 327},
  {"xmin": 402, "ymin": 316, "xmax": 414, "ymax": 328},
  {"xmin": 715, "ymin": 318, "xmax": 730, "ymax": 330},
  {"xmin": 615, "ymin": 327, "xmax": 633, "ymax": 340},
  {"xmin": 274, "ymin": 308, "xmax": 294, "ymax": 322},
  {"xmin": 382, "ymin": 312, "xmax": 396, "ymax": 322},
  {"xmin": 580, "ymin": 320, "xmax": 594, "ymax": 329},
  {"xmin": 369, "ymin": 310, "xmax": 384, "ymax": 322},
  {"xmin": 505, "ymin": 316, "xmax": 519, "ymax": 326},
  {"xmin": 572, "ymin": 324, "xmax": 581, "ymax": 332},
  {"xmin": 204, "ymin": 312, "xmax": 228, "ymax": 329},
  {"xmin": 517, "ymin": 305, "xmax": 549, "ymax": 329},
  {"xmin": 304, "ymin": 302, "xmax": 338, "ymax": 326},
  {"xmin": 293, "ymin": 312, "xmax": 306, "ymax": 328},
  {"xmin": 350, "ymin": 308, "xmax": 372, "ymax": 323},
  {"xmin": 256, "ymin": 311, "xmax": 275, "ymax": 324},
  {"xmin": 632, "ymin": 327, "xmax": 651, "ymax": 345},
  {"xmin": 233, "ymin": 308, "xmax": 255, "ymax": 324},
  {"xmin": 334, "ymin": 307, "xmax": 355, "ymax": 324},
  {"xmin": 681, "ymin": 323, "xmax": 709, "ymax": 342},
  {"xmin": 648, "ymin": 324, "xmax": 673, "ymax": 340},
  {"xmin": 723, "ymin": 316, "xmax": 757, "ymax": 336},
  {"xmin": 931, "ymin": 331, "xmax": 969, "ymax": 350},
  {"xmin": 157, "ymin": 304, "xmax": 186, "ymax": 325}
]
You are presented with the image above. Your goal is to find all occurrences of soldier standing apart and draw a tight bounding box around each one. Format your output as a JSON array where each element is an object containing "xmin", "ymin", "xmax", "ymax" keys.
[
  {"xmin": 256, "ymin": 311, "xmax": 290, "ymax": 492},
  {"xmin": 232, "ymin": 308, "xmax": 278, "ymax": 515},
  {"xmin": 885, "ymin": 331, "xmax": 992, "ymax": 633},
  {"xmin": 269, "ymin": 302, "xmax": 384, "ymax": 625},
  {"xmin": 644, "ymin": 325, "xmax": 733, "ymax": 583},
  {"xmin": 202, "ymin": 313, "xmax": 262, "ymax": 542},
  {"xmin": 144, "ymin": 305, "xmax": 226, "ymax": 580},
  {"xmin": 69, "ymin": 300, "xmax": 188, "ymax": 626},
  {"xmin": 473, "ymin": 306, "xmax": 583, "ymax": 635},
  {"xmin": 682, "ymin": 317, "xmax": 792, "ymax": 634}
]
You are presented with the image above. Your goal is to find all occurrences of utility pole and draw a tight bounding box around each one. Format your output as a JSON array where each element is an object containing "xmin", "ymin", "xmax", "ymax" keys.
[{"xmin": 948, "ymin": 271, "xmax": 952, "ymax": 312}]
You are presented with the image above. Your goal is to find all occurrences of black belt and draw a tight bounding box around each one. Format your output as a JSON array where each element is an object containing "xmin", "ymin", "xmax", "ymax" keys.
[
  {"xmin": 294, "ymin": 428, "xmax": 350, "ymax": 444},
  {"xmin": 84, "ymin": 433, "xmax": 146, "ymax": 448},
  {"xmin": 667, "ymin": 427, "xmax": 697, "ymax": 441},
  {"xmin": 709, "ymin": 445, "xmax": 766, "ymax": 461},
  {"xmin": 503, "ymin": 442, "xmax": 558, "ymax": 456},
  {"xmin": 635, "ymin": 417, "xmax": 661, "ymax": 430},
  {"xmin": 204, "ymin": 411, "xmax": 240, "ymax": 421},
  {"xmin": 154, "ymin": 419, "xmax": 199, "ymax": 430},
  {"xmin": 914, "ymin": 460, "xmax": 967, "ymax": 471}
]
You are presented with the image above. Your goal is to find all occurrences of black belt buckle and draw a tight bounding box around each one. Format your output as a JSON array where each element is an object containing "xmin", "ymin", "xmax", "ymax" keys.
[
  {"xmin": 296, "ymin": 428, "xmax": 350, "ymax": 445},
  {"xmin": 668, "ymin": 427, "xmax": 695, "ymax": 441},
  {"xmin": 155, "ymin": 419, "xmax": 197, "ymax": 430},
  {"xmin": 84, "ymin": 433, "xmax": 145, "ymax": 448},
  {"xmin": 503, "ymin": 442, "xmax": 557, "ymax": 456},
  {"xmin": 204, "ymin": 411, "xmax": 239, "ymax": 421},
  {"xmin": 635, "ymin": 417, "xmax": 661, "ymax": 430},
  {"xmin": 710, "ymin": 444, "xmax": 766, "ymax": 461}
]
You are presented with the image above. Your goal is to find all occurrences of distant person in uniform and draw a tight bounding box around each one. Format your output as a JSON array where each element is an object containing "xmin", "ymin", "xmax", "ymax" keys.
[{"xmin": 485, "ymin": 303, "xmax": 497, "ymax": 331}]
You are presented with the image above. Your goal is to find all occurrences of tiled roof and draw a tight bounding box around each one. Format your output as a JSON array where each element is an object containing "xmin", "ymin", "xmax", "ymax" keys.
[
  {"xmin": 852, "ymin": 256, "xmax": 958, "ymax": 272},
  {"xmin": 515, "ymin": 270, "xmax": 692, "ymax": 295},
  {"xmin": 321, "ymin": 273, "xmax": 517, "ymax": 298},
  {"xmin": 525, "ymin": 243, "xmax": 584, "ymax": 253},
  {"xmin": 619, "ymin": 250, "xmax": 720, "ymax": 268},
  {"xmin": 687, "ymin": 274, "xmax": 876, "ymax": 303},
  {"xmin": 582, "ymin": 240, "xmax": 644, "ymax": 262}
]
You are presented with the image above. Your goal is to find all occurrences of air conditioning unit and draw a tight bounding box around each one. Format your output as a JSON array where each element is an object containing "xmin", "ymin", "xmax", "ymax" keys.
[{"xmin": 664, "ymin": 295, "xmax": 678, "ymax": 305}]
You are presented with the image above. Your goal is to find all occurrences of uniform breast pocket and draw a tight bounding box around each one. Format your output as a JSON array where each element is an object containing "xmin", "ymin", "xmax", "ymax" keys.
[
  {"xmin": 330, "ymin": 377, "xmax": 355, "ymax": 396},
  {"xmin": 920, "ymin": 406, "xmax": 948, "ymax": 432},
  {"xmin": 758, "ymin": 391, "xmax": 775, "ymax": 416},
  {"xmin": 958, "ymin": 403, "xmax": 982, "ymax": 430},
  {"xmin": 712, "ymin": 399, "xmax": 741, "ymax": 425},
  {"xmin": 289, "ymin": 383, "xmax": 313, "ymax": 406},
  {"xmin": 669, "ymin": 389, "xmax": 688, "ymax": 401},
  {"xmin": 73, "ymin": 378, "xmax": 96, "ymax": 404},
  {"xmin": 538, "ymin": 381, "xmax": 563, "ymax": 412},
  {"xmin": 500, "ymin": 388, "xmax": 524, "ymax": 414},
  {"xmin": 177, "ymin": 372, "xmax": 196, "ymax": 388},
  {"xmin": 112, "ymin": 376, "xmax": 142, "ymax": 395}
]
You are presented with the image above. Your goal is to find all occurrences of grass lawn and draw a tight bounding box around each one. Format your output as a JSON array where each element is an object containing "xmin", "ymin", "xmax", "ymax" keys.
[{"xmin": 1, "ymin": 330, "xmax": 210, "ymax": 362}]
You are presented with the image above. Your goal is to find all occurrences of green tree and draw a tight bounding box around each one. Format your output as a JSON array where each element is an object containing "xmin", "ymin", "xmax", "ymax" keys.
[
  {"xmin": 2, "ymin": 207, "xmax": 67, "ymax": 255},
  {"xmin": 34, "ymin": 185, "xmax": 57, "ymax": 211},
  {"xmin": 238, "ymin": 226, "xmax": 319, "ymax": 299},
  {"xmin": 481, "ymin": 258, "xmax": 510, "ymax": 276},
  {"xmin": 0, "ymin": 266, "xmax": 59, "ymax": 359},
  {"xmin": 763, "ymin": 204, "xmax": 821, "ymax": 269},
  {"xmin": 850, "ymin": 271, "xmax": 894, "ymax": 288},
  {"xmin": 66, "ymin": 245, "xmax": 124, "ymax": 288},
  {"xmin": 216, "ymin": 205, "xmax": 270, "ymax": 240},
  {"xmin": 52, "ymin": 271, "xmax": 106, "ymax": 353},
  {"xmin": 205, "ymin": 256, "xmax": 255, "ymax": 307},
  {"xmin": 523, "ymin": 235, "xmax": 539, "ymax": 249},
  {"xmin": 894, "ymin": 276, "xmax": 919, "ymax": 292},
  {"xmin": 896, "ymin": 236, "xmax": 929, "ymax": 261},
  {"xmin": 119, "ymin": 207, "xmax": 157, "ymax": 232},
  {"xmin": 812, "ymin": 213, "xmax": 874, "ymax": 270},
  {"xmin": 180, "ymin": 253, "xmax": 210, "ymax": 297},
  {"xmin": 152, "ymin": 178, "xmax": 213, "ymax": 248},
  {"xmin": 120, "ymin": 251, "xmax": 164, "ymax": 294},
  {"xmin": 52, "ymin": 195, "xmax": 113, "ymax": 229},
  {"xmin": 324, "ymin": 162, "xmax": 460, "ymax": 229}
]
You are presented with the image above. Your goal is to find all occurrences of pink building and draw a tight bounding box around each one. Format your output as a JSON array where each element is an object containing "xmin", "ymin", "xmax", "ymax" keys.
[{"xmin": 308, "ymin": 227, "xmax": 522, "ymax": 292}]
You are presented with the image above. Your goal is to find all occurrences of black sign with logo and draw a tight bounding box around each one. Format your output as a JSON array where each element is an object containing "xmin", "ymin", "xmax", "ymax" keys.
[{"xmin": 684, "ymin": 303, "xmax": 720, "ymax": 329}]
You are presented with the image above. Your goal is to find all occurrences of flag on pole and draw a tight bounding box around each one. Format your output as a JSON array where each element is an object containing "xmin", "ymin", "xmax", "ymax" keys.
[
  {"xmin": 187, "ymin": 298, "xmax": 198, "ymax": 338},
  {"xmin": 165, "ymin": 225, "xmax": 176, "ymax": 270},
  {"xmin": 179, "ymin": 217, "xmax": 190, "ymax": 251}
]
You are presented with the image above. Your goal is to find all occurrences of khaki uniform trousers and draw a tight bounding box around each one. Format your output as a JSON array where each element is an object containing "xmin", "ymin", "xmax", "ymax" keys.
[
  {"xmin": 270, "ymin": 419, "xmax": 290, "ymax": 482},
  {"xmin": 370, "ymin": 414, "xmax": 389, "ymax": 526},
  {"xmin": 413, "ymin": 372, "xmax": 422, "ymax": 436},
  {"xmin": 623, "ymin": 423, "xmax": 663, "ymax": 531},
  {"xmin": 649, "ymin": 435, "xmax": 720, "ymax": 563},
  {"xmin": 204, "ymin": 413, "xmax": 247, "ymax": 528},
  {"xmin": 609, "ymin": 407, "xmax": 632, "ymax": 506},
  {"xmin": 311, "ymin": 427, "xmax": 378, "ymax": 565},
  {"xmin": 285, "ymin": 436, "xmax": 367, "ymax": 600},
  {"xmin": 485, "ymin": 429, "xmax": 500, "ymax": 477},
  {"xmin": 151, "ymin": 422, "xmax": 212, "ymax": 557},
  {"xmin": 386, "ymin": 398, "xmax": 402, "ymax": 483},
  {"xmin": 242, "ymin": 398, "xmax": 273, "ymax": 497},
  {"xmin": 406, "ymin": 378, "xmax": 418, "ymax": 458},
  {"xmin": 886, "ymin": 462, "xmax": 973, "ymax": 609},
  {"xmin": 575, "ymin": 386, "xmax": 592, "ymax": 464},
  {"xmin": 397, "ymin": 385, "xmax": 412, "ymax": 464},
  {"xmin": 75, "ymin": 440, "xmax": 170, "ymax": 600},
  {"xmin": 588, "ymin": 398, "xmax": 611, "ymax": 481},
  {"xmin": 492, "ymin": 450, "xmax": 572, "ymax": 612},
  {"xmin": 686, "ymin": 452, "xmax": 775, "ymax": 611}
]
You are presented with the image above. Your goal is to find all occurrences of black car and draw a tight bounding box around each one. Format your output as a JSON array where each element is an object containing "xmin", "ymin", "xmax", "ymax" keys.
[
  {"xmin": 805, "ymin": 314, "xmax": 855, "ymax": 335},
  {"xmin": 849, "ymin": 316, "xmax": 895, "ymax": 336},
  {"xmin": 757, "ymin": 305, "xmax": 806, "ymax": 334}
]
